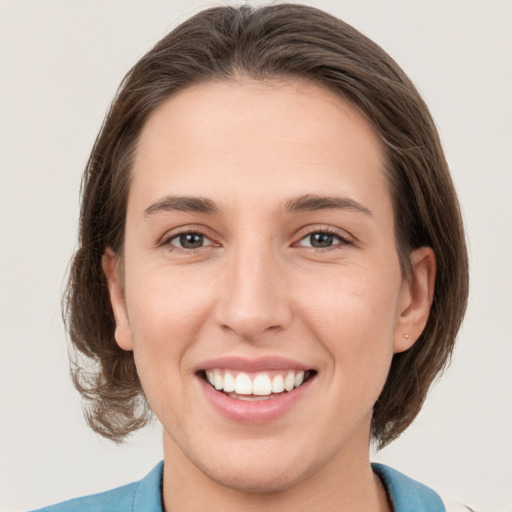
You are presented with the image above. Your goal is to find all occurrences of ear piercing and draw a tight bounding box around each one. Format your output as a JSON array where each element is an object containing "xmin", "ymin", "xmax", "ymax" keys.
[{"xmin": 403, "ymin": 334, "xmax": 410, "ymax": 340}]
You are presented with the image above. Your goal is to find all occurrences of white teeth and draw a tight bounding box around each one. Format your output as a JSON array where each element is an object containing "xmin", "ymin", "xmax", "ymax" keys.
[
  {"xmin": 252, "ymin": 374, "xmax": 272, "ymax": 396},
  {"xmin": 234, "ymin": 372, "xmax": 253, "ymax": 395},
  {"xmin": 214, "ymin": 369, "xmax": 223, "ymax": 390},
  {"xmin": 284, "ymin": 372, "xmax": 295, "ymax": 392},
  {"xmin": 294, "ymin": 370, "xmax": 305, "ymax": 388},
  {"xmin": 271, "ymin": 374, "xmax": 285, "ymax": 393},
  {"xmin": 223, "ymin": 371, "xmax": 235, "ymax": 392},
  {"xmin": 204, "ymin": 369, "xmax": 311, "ymax": 396}
]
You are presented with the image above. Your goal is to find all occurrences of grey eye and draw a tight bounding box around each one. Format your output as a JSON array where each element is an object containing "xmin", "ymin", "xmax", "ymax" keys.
[
  {"xmin": 171, "ymin": 233, "xmax": 206, "ymax": 249},
  {"xmin": 299, "ymin": 232, "xmax": 340, "ymax": 248},
  {"xmin": 309, "ymin": 233, "xmax": 335, "ymax": 248}
]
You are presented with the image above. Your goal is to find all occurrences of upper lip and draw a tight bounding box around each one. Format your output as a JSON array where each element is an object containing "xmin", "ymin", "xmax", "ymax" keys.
[{"xmin": 196, "ymin": 356, "xmax": 314, "ymax": 373}]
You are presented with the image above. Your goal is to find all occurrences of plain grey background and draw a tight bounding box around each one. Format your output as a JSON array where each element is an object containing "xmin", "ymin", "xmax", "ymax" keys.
[{"xmin": 0, "ymin": 1, "xmax": 511, "ymax": 511}]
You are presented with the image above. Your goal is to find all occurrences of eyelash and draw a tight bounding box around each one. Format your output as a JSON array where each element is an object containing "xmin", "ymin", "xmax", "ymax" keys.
[
  {"xmin": 161, "ymin": 226, "xmax": 352, "ymax": 254},
  {"xmin": 295, "ymin": 227, "xmax": 352, "ymax": 250},
  {"xmin": 161, "ymin": 228, "xmax": 216, "ymax": 253}
]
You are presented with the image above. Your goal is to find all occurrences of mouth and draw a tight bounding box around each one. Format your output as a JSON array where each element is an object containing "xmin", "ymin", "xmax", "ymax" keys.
[{"xmin": 199, "ymin": 368, "xmax": 317, "ymax": 401}]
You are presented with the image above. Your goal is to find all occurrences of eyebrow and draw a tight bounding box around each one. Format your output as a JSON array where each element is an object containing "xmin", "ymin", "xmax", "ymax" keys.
[
  {"xmin": 284, "ymin": 194, "xmax": 372, "ymax": 216},
  {"xmin": 143, "ymin": 193, "xmax": 372, "ymax": 218},
  {"xmin": 143, "ymin": 195, "xmax": 220, "ymax": 217}
]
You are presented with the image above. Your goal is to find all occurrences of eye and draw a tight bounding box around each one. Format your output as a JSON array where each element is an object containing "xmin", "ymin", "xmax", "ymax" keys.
[
  {"xmin": 168, "ymin": 232, "xmax": 213, "ymax": 250},
  {"xmin": 297, "ymin": 230, "xmax": 349, "ymax": 249}
]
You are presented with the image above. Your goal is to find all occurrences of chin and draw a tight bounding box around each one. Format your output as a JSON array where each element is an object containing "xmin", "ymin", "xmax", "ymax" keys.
[
  {"xmin": 186, "ymin": 440, "xmax": 327, "ymax": 495},
  {"xmin": 204, "ymin": 462, "xmax": 308, "ymax": 494}
]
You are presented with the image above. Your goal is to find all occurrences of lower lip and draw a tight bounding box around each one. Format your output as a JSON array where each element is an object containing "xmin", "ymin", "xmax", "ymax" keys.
[{"xmin": 198, "ymin": 375, "xmax": 314, "ymax": 424}]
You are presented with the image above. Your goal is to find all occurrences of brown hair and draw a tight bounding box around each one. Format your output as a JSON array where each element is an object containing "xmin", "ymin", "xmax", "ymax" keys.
[{"xmin": 65, "ymin": 3, "xmax": 469, "ymax": 447}]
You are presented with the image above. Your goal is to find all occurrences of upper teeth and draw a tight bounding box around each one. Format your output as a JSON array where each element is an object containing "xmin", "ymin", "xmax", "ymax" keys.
[{"xmin": 205, "ymin": 370, "xmax": 306, "ymax": 396}]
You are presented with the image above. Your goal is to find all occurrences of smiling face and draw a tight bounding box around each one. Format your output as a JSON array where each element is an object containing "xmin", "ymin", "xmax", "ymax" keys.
[{"xmin": 103, "ymin": 79, "xmax": 434, "ymax": 499}]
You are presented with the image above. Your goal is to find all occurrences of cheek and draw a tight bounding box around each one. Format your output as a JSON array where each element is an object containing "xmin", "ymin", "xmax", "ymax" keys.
[
  {"xmin": 123, "ymin": 263, "xmax": 216, "ymax": 383},
  {"xmin": 297, "ymin": 265, "xmax": 401, "ymax": 376},
  {"xmin": 299, "ymin": 262, "xmax": 401, "ymax": 333},
  {"xmin": 122, "ymin": 265, "xmax": 217, "ymax": 426},
  {"xmin": 127, "ymin": 260, "xmax": 211, "ymax": 332}
]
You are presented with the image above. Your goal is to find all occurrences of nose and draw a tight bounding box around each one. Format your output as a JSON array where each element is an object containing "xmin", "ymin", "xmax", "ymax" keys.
[{"xmin": 214, "ymin": 244, "xmax": 292, "ymax": 342}]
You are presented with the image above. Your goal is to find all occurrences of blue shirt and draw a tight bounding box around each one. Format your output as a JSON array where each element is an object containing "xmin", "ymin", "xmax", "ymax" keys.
[{"xmin": 31, "ymin": 461, "xmax": 445, "ymax": 511}]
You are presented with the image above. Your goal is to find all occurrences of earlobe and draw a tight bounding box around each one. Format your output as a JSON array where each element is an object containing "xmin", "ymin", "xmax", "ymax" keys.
[
  {"xmin": 394, "ymin": 247, "xmax": 436, "ymax": 353},
  {"xmin": 102, "ymin": 248, "xmax": 134, "ymax": 351}
]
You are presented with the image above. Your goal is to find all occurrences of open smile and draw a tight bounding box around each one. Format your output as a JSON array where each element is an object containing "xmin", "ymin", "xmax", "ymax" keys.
[
  {"xmin": 202, "ymin": 369, "xmax": 316, "ymax": 401},
  {"xmin": 195, "ymin": 358, "xmax": 317, "ymax": 423}
]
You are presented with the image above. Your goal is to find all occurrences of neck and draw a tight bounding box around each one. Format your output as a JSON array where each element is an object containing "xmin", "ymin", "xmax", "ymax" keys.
[{"xmin": 161, "ymin": 433, "xmax": 391, "ymax": 512}]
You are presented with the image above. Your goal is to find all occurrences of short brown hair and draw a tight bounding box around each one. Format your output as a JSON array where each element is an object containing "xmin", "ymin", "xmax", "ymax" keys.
[{"xmin": 65, "ymin": 3, "xmax": 469, "ymax": 447}]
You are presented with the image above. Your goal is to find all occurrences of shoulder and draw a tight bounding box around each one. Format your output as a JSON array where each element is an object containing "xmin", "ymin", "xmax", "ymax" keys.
[
  {"xmin": 373, "ymin": 463, "xmax": 445, "ymax": 512},
  {"xmin": 29, "ymin": 461, "xmax": 164, "ymax": 512},
  {"xmin": 372, "ymin": 464, "xmax": 474, "ymax": 512},
  {"xmin": 30, "ymin": 482, "xmax": 139, "ymax": 512}
]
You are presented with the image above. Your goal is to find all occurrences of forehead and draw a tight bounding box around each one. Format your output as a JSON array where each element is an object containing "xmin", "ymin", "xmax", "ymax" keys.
[{"xmin": 130, "ymin": 79, "xmax": 390, "ymax": 217}]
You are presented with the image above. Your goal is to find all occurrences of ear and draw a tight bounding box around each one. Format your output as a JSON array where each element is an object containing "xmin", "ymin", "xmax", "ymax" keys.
[
  {"xmin": 394, "ymin": 247, "xmax": 436, "ymax": 353},
  {"xmin": 102, "ymin": 248, "xmax": 134, "ymax": 351}
]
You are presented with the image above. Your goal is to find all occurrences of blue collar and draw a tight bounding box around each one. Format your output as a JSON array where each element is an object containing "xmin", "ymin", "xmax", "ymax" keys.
[
  {"xmin": 100, "ymin": 461, "xmax": 445, "ymax": 512},
  {"xmin": 372, "ymin": 463, "xmax": 445, "ymax": 512},
  {"xmin": 133, "ymin": 461, "xmax": 164, "ymax": 511}
]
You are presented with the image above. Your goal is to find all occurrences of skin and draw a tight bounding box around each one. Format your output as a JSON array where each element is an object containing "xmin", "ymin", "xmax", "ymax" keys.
[{"xmin": 103, "ymin": 79, "xmax": 435, "ymax": 512}]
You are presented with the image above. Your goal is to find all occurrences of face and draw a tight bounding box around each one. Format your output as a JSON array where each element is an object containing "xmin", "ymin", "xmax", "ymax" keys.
[{"xmin": 104, "ymin": 79, "xmax": 433, "ymax": 494}]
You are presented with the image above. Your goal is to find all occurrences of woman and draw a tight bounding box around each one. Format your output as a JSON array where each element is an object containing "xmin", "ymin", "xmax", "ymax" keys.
[{"xmin": 32, "ymin": 4, "xmax": 469, "ymax": 511}]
